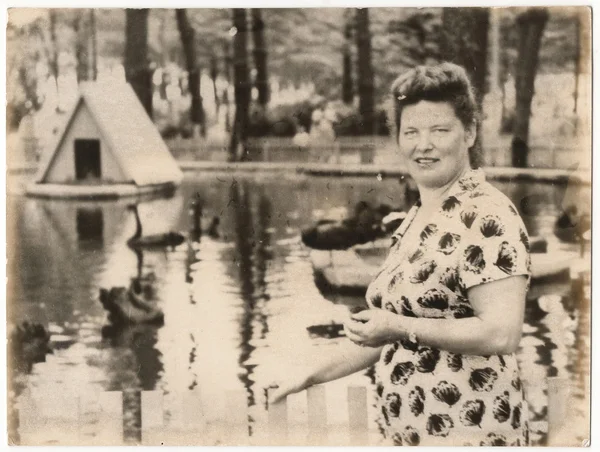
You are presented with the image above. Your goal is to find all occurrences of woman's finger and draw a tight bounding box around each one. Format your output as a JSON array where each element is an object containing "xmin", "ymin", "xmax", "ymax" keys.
[
  {"xmin": 350, "ymin": 310, "xmax": 373, "ymax": 322},
  {"xmin": 269, "ymin": 388, "xmax": 286, "ymax": 405},
  {"xmin": 269, "ymin": 382, "xmax": 301, "ymax": 405},
  {"xmin": 344, "ymin": 328, "xmax": 364, "ymax": 344},
  {"xmin": 344, "ymin": 319, "xmax": 366, "ymax": 336}
]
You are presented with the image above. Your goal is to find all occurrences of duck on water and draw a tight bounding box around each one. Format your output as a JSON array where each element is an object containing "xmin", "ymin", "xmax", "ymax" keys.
[
  {"xmin": 554, "ymin": 204, "xmax": 591, "ymax": 255},
  {"xmin": 126, "ymin": 204, "xmax": 185, "ymax": 249},
  {"xmin": 99, "ymin": 281, "xmax": 164, "ymax": 328},
  {"xmin": 189, "ymin": 194, "xmax": 220, "ymax": 242},
  {"xmin": 301, "ymin": 201, "xmax": 406, "ymax": 250}
]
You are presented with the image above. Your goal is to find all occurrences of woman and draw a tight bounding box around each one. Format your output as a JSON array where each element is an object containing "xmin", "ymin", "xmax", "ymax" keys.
[{"xmin": 269, "ymin": 63, "xmax": 531, "ymax": 446}]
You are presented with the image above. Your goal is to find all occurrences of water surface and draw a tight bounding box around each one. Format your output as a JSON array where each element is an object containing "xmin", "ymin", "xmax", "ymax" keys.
[{"xmin": 7, "ymin": 172, "xmax": 590, "ymax": 445}]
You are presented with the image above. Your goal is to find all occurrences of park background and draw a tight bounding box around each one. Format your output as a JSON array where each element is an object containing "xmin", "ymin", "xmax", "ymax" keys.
[
  {"xmin": 5, "ymin": 5, "xmax": 592, "ymax": 447},
  {"xmin": 6, "ymin": 6, "xmax": 591, "ymax": 170}
]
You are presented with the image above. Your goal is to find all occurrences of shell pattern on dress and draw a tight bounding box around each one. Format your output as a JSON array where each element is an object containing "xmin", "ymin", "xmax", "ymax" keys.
[{"xmin": 366, "ymin": 169, "xmax": 531, "ymax": 446}]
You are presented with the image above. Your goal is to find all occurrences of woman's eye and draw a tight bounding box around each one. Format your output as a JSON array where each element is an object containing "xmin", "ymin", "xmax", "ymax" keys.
[
  {"xmin": 403, "ymin": 130, "xmax": 417, "ymax": 137},
  {"xmin": 433, "ymin": 128, "xmax": 449, "ymax": 133}
]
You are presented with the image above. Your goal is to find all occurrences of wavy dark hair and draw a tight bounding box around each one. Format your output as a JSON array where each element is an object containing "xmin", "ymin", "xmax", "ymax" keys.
[{"xmin": 388, "ymin": 62, "xmax": 480, "ymax": 146}]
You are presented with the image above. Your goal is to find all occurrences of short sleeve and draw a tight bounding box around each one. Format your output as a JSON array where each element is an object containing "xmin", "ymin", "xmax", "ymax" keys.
[{"xmin": 458, "ymin": 201, "xmax": 531, "ymax": 290}]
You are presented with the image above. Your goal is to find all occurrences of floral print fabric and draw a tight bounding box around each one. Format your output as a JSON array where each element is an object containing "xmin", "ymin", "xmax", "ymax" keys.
[{"xmin": 366, "ymin": 169, "xmax": 531, "ymax": 446}]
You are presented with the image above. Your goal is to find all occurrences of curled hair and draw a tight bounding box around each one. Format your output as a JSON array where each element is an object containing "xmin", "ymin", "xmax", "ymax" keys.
[{"xmin": 387, "ymin": 62, "xmax": 479, "ymax": 144}]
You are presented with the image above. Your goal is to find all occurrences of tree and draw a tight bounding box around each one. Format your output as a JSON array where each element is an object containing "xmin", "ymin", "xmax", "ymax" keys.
[
  {"xmin": 387, "ymin": 10, "xmax": 442, "ymax": 67},
  {"xmin": 175, "ymin": 9, "xmax": 205, "ymax": 137},
  {"xmin": 72, "ymin": 10, "xmax": 89, "ymax": 83},
  {"xmin": 355, "ymin": 8, "xmax": 375, "ymax": 135},
  {"xmin": 441, "ymin": 7, "xmax": 490, "ymax": 168},
  {"xmin": 6, "ymin": 14, "xmax": 48, "ymax": 129},
  {"xmin": 90, "ymin": 9, "xmax": 98, "ymax": 81},
  {"xmin": 251, "ymin": 9, "xmax": 269, "ymax": 106},
  {"xmin": 511, "ymin": 7, "xmax": 549, "ymax": 168},
  {"xmin": 223, "ymin": 41, "xmax": 232, "ymax": 133},
  {"xmin": 210, "ymin": 55, "xmax": 220, "ymax": 118},
  {"xmin": 124, "ymin": 9, "xmax": 152, "ymax": 118},
  {"xmin": 573, "ymin": 8, "xmax": 591, "ymax": 130},
  {"xmin": 229, "ymin": 8, "xmax": 251, "ymax": 162},
  {"xmin": 48, "ymin": 10, "xmax": 61, "ymax": 112},
  {"xmin": 342, "ymin": 8, "xmax": 354, "ymax": 104}
]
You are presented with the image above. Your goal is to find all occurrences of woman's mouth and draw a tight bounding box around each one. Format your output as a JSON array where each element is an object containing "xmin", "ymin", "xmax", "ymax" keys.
[{"xmin": 415, "ymin": 157, "xmax": 439, "ymax": 166}]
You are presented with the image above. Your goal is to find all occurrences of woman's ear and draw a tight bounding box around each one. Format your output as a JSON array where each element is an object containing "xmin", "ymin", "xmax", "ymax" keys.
[{"xmin": 465, "ymin": 122, "xmax": 477, "ymax": 148}]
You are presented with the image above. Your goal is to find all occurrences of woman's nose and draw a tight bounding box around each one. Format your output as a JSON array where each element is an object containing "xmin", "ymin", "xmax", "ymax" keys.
[{"xmin": 415, "ymin": 132, "xmax": 433, "ymax": 151}]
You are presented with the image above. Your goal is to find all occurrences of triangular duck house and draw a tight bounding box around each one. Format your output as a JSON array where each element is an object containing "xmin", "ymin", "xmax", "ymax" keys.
[{"xmin": 27, "ymin": 82, "xmax": 183, "ymax": 199}]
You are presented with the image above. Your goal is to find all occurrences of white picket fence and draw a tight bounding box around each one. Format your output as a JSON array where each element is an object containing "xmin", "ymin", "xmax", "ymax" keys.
[
  {"xmin": 18, "ymin": 385, "xmax": 371, "ymax": 446},
  {"xmin": 16, "ymin": 377, "xmax": 580, "ymax": 446}
]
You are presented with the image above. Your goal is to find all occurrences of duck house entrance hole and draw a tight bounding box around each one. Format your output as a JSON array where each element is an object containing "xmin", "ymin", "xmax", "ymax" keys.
[{"xmin": 74, "ymin": 139, "xmax": 101, "ymax": 180}]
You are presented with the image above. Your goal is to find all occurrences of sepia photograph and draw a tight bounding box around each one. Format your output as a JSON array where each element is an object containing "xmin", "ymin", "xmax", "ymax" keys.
[{"xmin": 4, "ymin": 2, "xmax": 593, "ymax": 447}]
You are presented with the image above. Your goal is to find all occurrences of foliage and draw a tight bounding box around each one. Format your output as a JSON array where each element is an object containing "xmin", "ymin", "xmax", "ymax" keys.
[
  {"xmin": 384, "ymin": 10, "xmax": 442, "ymax": 67},
  {"xmin": 499, "ymin": 6, "xmax": 580, "ymax": 81},
  {"xmin": 247, "ymin": 99, "xmax": 317, "ymax": 137},
  {"xmin": 243, "ymin": 98, "xmax": 390, "ymax": 138},
  {"xmin": 6, "ymin": 6, "xmax": 584, "ymax": 133},
  {"xmin": 332, "ymin": 104, "xmax": 390, "ymax": 137}
]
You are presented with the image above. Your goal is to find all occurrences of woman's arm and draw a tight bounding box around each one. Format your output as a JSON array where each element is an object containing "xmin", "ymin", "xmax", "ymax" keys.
[
  {"xmin": 346, "ymin": 275, "xmax": 528, "ymax": 355},
  {"xmin": 269, "ymin": 340, "xmax": 382, "ymax": 403}
]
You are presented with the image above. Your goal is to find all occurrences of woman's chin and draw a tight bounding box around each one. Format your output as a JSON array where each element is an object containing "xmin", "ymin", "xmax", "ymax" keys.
[{"xmin": 410, "ymin": 170, "xmax": 445, "ymax": 188}]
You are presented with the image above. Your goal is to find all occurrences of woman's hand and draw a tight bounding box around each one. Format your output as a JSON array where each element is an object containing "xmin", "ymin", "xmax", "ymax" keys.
[
  {"xmin": 267, "ymin": 372, "xmax": 311, "ymax": 405},
  {"xmin": 344, "ymin": 309, "xmax": 404, "ymax": 347}
]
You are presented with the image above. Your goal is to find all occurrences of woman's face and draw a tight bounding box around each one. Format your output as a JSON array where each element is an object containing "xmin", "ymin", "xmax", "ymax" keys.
[{"xmin": 398, "ymin": 101, "xmax": 475, "ymax": 190}]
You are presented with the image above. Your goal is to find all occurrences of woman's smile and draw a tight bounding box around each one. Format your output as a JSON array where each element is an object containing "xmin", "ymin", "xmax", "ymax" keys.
[{"xmin": 415, "ymin": 157, "xmax": 440, "ymax": 168}]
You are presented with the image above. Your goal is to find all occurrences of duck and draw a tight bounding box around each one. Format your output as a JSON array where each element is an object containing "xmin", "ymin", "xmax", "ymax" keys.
[
  {"xmin": 8, "ymin": 322, "xmax": 52, "ymax": 374},
  {"xmin": 553, "ymin": 204, "xmax": 591, "ymax": 253},
  {"xmin": 126, "ymin": 204, "xmax": 185, "ymax": 249},
  {"xmin": 99, "ymin": 282, "xmax": 164, "ymax": 326},
  {"xmin": 189, "ymin": 194, "xmax": 221, "ymax": 241},
  {"xmin": 301, "ymin": 201, "xmax": 406, "ymax": 250},
  {"xmin": 306, "ymin": 322, "xmax": 345, "ymax": 339}
]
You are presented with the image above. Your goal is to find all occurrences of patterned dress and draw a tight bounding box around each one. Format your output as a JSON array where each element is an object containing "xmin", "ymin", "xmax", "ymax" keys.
[{"xmin": 366, "ymin": 169, "xmax": 531, "ymax": 446}]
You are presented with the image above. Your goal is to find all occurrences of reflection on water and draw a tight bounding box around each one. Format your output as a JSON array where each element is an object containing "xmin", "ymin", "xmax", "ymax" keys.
[
  {"xmin": 7, "ymin": 173, "xmax": 590, "ymax": 445},
  {"xmin": 76, "ymin": 208, "xmax": 104, "ymax": 249}
]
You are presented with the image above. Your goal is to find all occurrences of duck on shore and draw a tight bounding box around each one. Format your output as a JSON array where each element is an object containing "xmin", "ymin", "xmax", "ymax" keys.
[{"xmin": 126, "ymin": 204, "xmax": 185, "ymax": 249}]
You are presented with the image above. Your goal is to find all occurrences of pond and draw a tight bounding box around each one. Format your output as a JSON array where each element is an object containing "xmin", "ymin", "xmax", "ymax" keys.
[{"xmin": 7, "ymin": 171, "xmax": 590, "ymax": 445}]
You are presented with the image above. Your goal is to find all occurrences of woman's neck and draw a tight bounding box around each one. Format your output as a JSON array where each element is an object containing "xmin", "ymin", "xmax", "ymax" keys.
[{"xmin": 418, "ymin": 166, "xmax": 470, "ymax": 210}]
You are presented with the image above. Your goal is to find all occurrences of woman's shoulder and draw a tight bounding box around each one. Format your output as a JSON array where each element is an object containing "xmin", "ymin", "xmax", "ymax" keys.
[
  {"xmin": 460, "ymin": 179, "xmax": 521, "ymax": 218},
  {"xmin": 455, "ymin": 181, "xmax": 528, "ymax": 243}
]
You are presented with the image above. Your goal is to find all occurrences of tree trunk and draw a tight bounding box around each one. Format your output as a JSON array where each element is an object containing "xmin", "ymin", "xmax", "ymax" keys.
[
  {"xmin": 342, "ymin": 8, "xmax": 354, "ymax": 105},
  {"xmin": 355, "ymin": 8, "xmax": 375, "ymax": 135},
  {"xmin": 176, "ymin": 9, "xmax": 205, "ymax": 137},
  {"xmin": 90, "ymin": 9, "xmax": 98, "ymax": 81},
  {"xmin": 499, "ymin": 49, "xmax": 512, "ymax": 133},
  {"xmin": 223, "ymin": 41, "xmax": 232, "ymax": 133},
  {"xmin": 489, "ymin": 8, "xmax": 501, "ymax": 94},
  {"xmin": 229, "ymin": 8, "xmax": 251, "ymax": 162},
  {"xmin": 124, "ymin": 9, "xmax": 152, "ymax": 118},
  {"xmin": 73, "ymin": 11, "xmax": 89, "ymax": 83},
  {"xmin": 158, "ymin": 10, "xmax": 168, "ymax": 68},
  {"xmin": 512, "ymin": 7, "xmax": 548, "ymax": 168},
  {"xmin": 157, "ymin": 10, "xmax": 168, "ymax": 101},
  {"xmin": 251, "ymin": 9, "xmax": 269, "ymax": 106},
  {"xmin": 210, "ymin": 55, "xmax": 220, "ymax": 117},
  {"xmin": 441, "ymin": 7, "xmax": 490, "ymax": 168},
  {"xmin": 48, "ymin": 10, "xmax": 61, "ymax": 112},
  {"xmin": 574, "ymin": 8, "xmax": 591, "ymax": 133}
]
